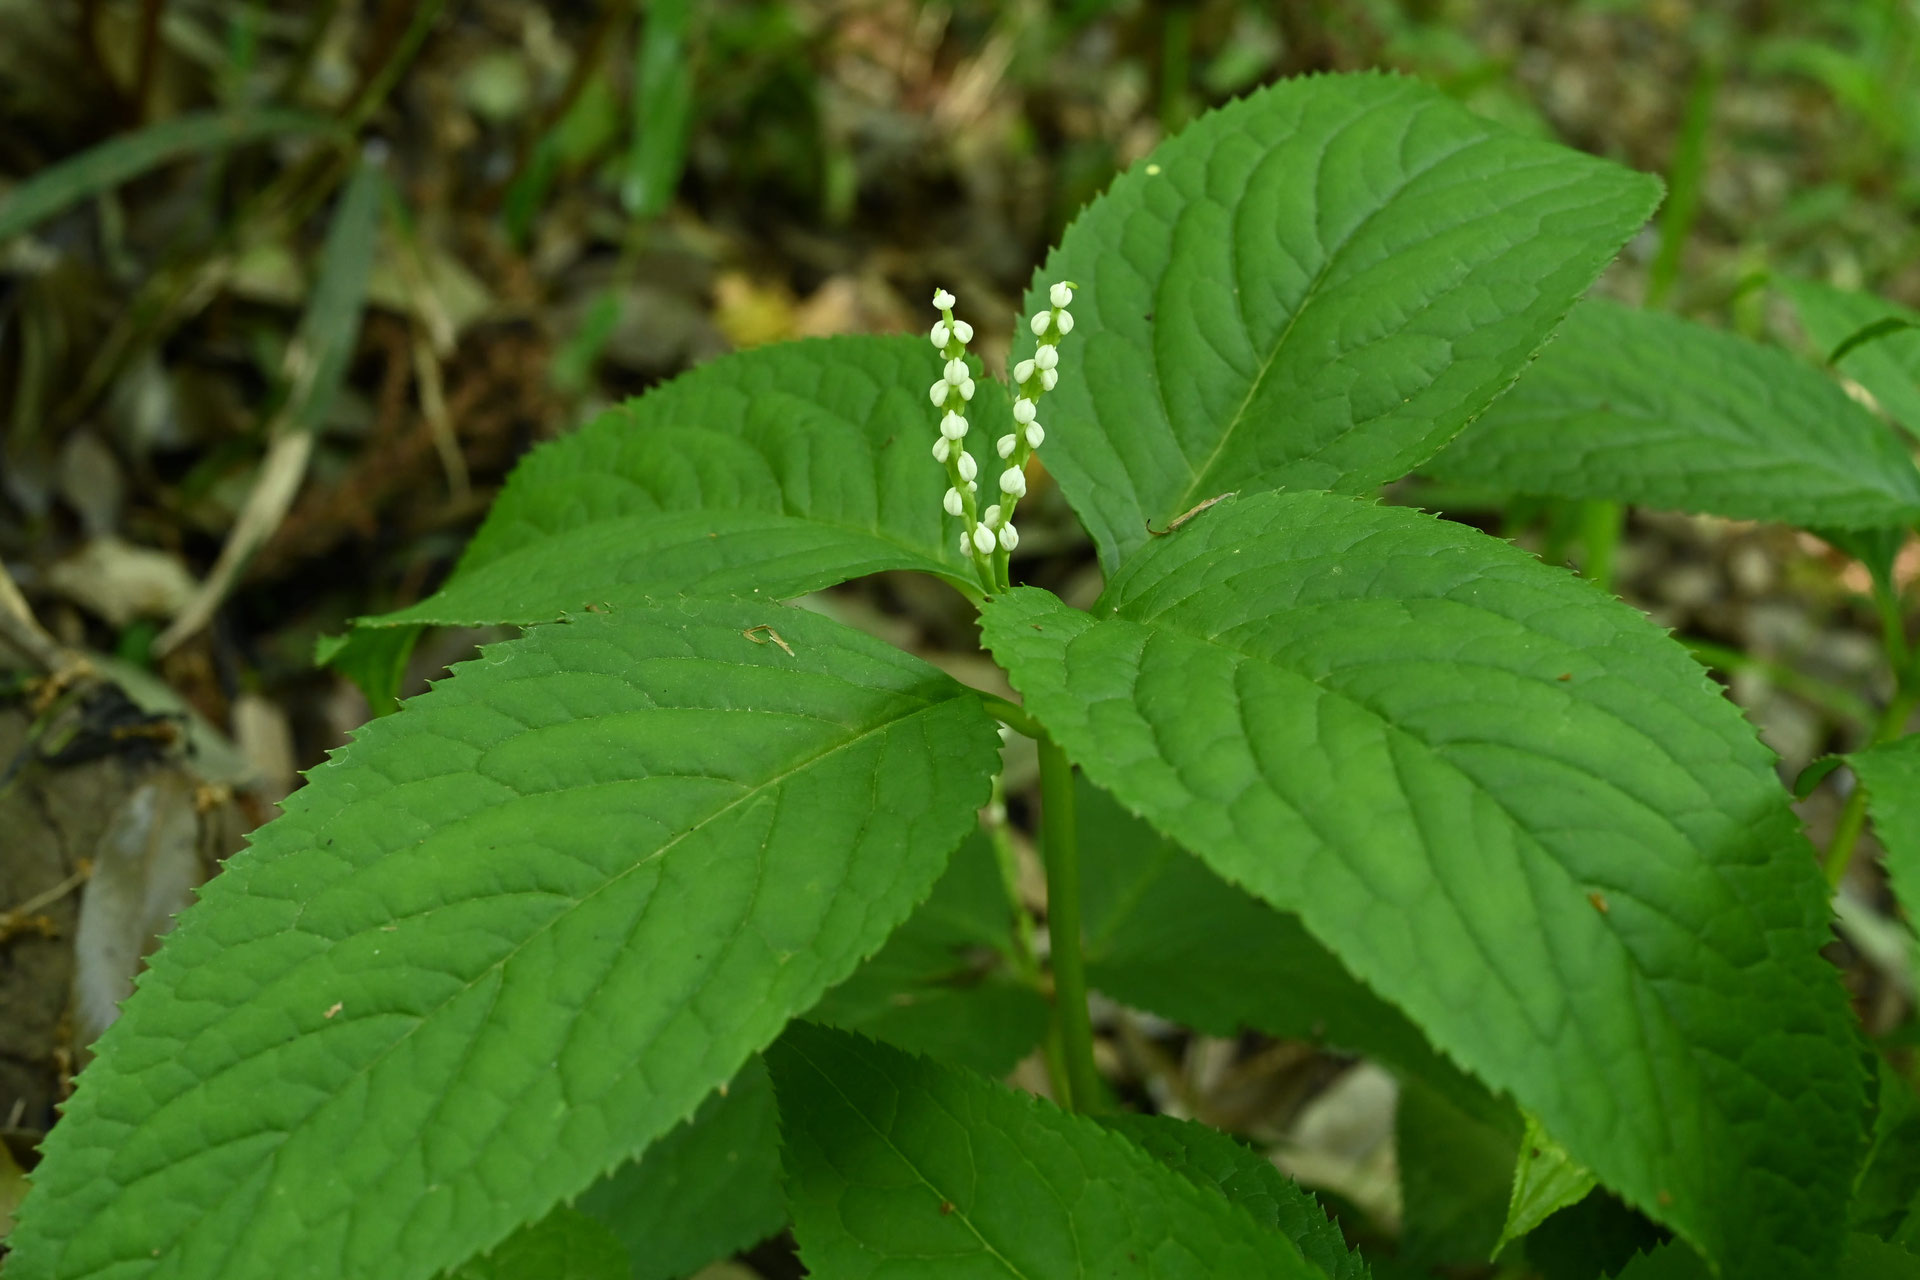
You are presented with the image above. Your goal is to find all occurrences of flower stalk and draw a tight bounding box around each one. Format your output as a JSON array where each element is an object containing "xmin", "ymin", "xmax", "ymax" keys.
[{"xmin": 927, "ymin": 283, "xmax": 1074, "ymax": 592}]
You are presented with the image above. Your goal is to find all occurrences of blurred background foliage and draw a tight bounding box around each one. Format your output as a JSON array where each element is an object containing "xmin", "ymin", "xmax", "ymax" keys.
[{"xmin": 4, "ymin": 0, "xmax": 1920, "ymax": 1273}]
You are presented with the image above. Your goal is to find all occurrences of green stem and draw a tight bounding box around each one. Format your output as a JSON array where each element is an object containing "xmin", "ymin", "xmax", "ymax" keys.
[
  {"xmin": 978, "ymin": 694, "xmax": 1042, "ymax": 740},
  {"xmin": 1824, "ymin": 653, "xmax": 1920, "ymax": 890},
  {"xmin": 1577, "ymin": 500, "xmax": 1624, "ymax": 593},
  {"xmin": 1038, "ymin": 735, "xmax": 1099, "ymax": 1112},
  {"xmin": 981, "ymin": 774, "xmax": 1070, "ymax": 1102}
]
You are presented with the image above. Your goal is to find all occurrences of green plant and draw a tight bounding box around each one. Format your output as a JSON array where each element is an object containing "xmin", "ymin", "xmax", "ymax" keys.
[{"xmin": 8, "ymin": 71, "xmax": 1913, "ymax": 1279}]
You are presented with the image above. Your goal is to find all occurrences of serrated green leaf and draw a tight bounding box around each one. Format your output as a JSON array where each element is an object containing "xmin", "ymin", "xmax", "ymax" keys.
[
  {"xmin": 1851, "ymin": 736, "xmax": 1920, "ymax": 981},
  {"xmin": 1841, "ymin": 1233, "xmax": 1920, "ymax": 1279},
  {"xmin": 1076, "ymin": 774, "xmax": 1481, "ymax": 1111},
  {"xmin": 1777, "ymin": 276, "xmax": 1920, "ymax": 441},
  {"xmin": 0, "ymin": 109, "xmax": 336, "ymax": 243},
  {"xmin": 446, "ymin": 1208, "xmax": 627, "ymax": 1280},
  {"xmin": 454, "ymin": 335, "xmax": 999, "ymax": 589},
  {"xmin": 9, "ymin": 600, "xmax": 1002, "ymax": 1280},
  {"xmin": 575, "ymin": 1059, "xmax": 784, "ymax": 1280},
  {"xmin": 1852, "ymin": 1059, "xmax": 1920, "ymax": 1242},
  {"xmin": 978, "ymin": 490, "xmax": 1864, "ymax": 1278},
  {"xmin": 1520, "ymin": 1189, "xmax": 1665, "ymax": 1280},
  {"xmin": 1427, "ymin": 301, "xmax": 1920, "ymax": 528},
  {"xmin": 1021, "ymin": 71, "xmax": 1660, "ymax": 571},
  {"xmin": 1099, "ymin": 1113, "xmax": 1368, "ymax": 1280},
  {"xmin": 1493, "ymin": 1113, "xmax": 1597, "ymax": 1258},
  {"xmin": 768, "ymin": 1023, "xmax": 1328, "ymax": 1278},
  {"xmin": 370, "ymin": 510, "xmax": 957, "ymax": 632},
  {"xmin": 1396, "ymin": 1073, "xmax": 1521, "ymax": 1266},
  {"xmin": 1613, "ymin": 1241, "xmax": 1710, "ymax": 1280},
  {"xmin": 329, "ymin": 337, "xmax": 1003, "ymax": 692},
  {"xmin": 812, "ymin": 829, "xmax": 1049, "ymax": 1075}
]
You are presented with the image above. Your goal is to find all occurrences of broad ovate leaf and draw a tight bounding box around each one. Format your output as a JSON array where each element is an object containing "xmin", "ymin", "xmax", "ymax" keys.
[
  {"xmin": 1850, "ymin": 735, "xmax": 1920, "ymax": 979},
  {"xmin": 1427, "ymin": 300, "xmax": 1920, "ymax": 528},
  {"xmin": 1776, "ymin": 275, "xmax": 1920, "ymax": 441},
  {"xmin": 10, "ymin": 600, "xmax": 1001, "ymax": 1280},
  {"xmin": 329, "ymin": 335, "xmax": 1004, "ymax": 705},
  {"xmin": 574, "ymin": 1059, "xmax": 785, "ymax": 1280},
  {"xmin": 454, "ymin": 334, "xmax": 999, "ymax": 589},
  {"xmin": 768, "ymin": 1023, "xmax": 1328, "ymax": 1278},
  {"xmin": 979, "ymin": 491, "xmax": 1864, "ymax": 1278},
  {"xmin": 1022, "ymin": 71, "xmax": 1661, "ymax": 570},
  {"xmin": 1099, "ymin": 1113, "xmax": 1368, "ymax": 1280},
  {"xmin": 446, "ymin": 1208, "xmax": 627, "ymax": 1280},
  {"xmin": 1077, "ymin": 773, "xmax": 1483, "ymax": 1111},
  {"xmin": 811, "ymin": 829, "xmax": 1049, "ymax": 1074}
]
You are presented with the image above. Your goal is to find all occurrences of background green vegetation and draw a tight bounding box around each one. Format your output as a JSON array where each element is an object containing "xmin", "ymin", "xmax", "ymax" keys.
[{"xmin": 3, "ymin": 1, "xmax": 1919, "ymax": 1276}]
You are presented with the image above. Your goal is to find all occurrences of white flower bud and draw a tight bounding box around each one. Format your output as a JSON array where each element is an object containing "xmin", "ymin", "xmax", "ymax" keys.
[
  {"xmin": 967, "ymin": 479, "xmax": 978, "ymax": 492},
  {"xmin": 1040, "ymin": 368, "xmax": 1057, "ymax": 391},
  {"xmin": 957, "ymin": 451, "xmax": 977, "ymax": 481},
  {"xmin": 951, "ymin": 319, "xmax": 974, "ymax": 344},
  {"xmin": 999, "ymin": 466, "xmax": 1027, "ymax": 498},
  {"xmin": 932, "ymin": 436, "xmax": 951, "ymax": 463},
  {"xmin": 1013, "ymin": 358, "xmax": 1036, "ymax": 383},
  {"xmin": 1025, "ymin": 423, "xmax": 1045, "ymax": 449},
  {"xmin": 930, "ymin": 379, "xmax": 949, "ymax": 406},
  {"xmin": 972, "ymin": 524, "xmax": 997, "ymax": 555},
  {"xmin": 1035, "ymin": 344, "xmax": 1058, "ymax": 370},
  {"xmin": 941, "ymin": 412, "xmax": 968, "ymax": 440},
  {"xmin": 999, "ymin": 522, "xmax": 1020, "ymax": 551},
  {"xmin": 942, "ymin": 487, "xmax": 963, "ymax": 516},
  {"xmin": 1056, "ymin": 311, "xmax": 1074, "ymax": 334},
  {"xmin": 933, "ymin": 287, "xmax": 956, "ymax": 310},
  {"xmin": 1030, "ymin": 311, "xmax": 1051, "ymax": 336},
  {"xmin": 997, "ymin": 433, "xmax": 1017, "ymax": 458},
  {"xmin": 1050, "ymin": 282, "xmax": 1074, "ymax": 308},
  {"xmin": 930, "ymin": 320, "xmax": 950, "ymax": 347},
  {"xmin": 944, "ymin": 358, "xmax": 968, "ymax": 385},
  {"xmin": 959, "ymin": 377, "xmax": 975, "ymax": 401},
  {"xmin": 982, "ymin": 503, "xmax": 1002, "ymax": 527},
  {"xmin": 960, "ymin": 530, "xmax": 974, "ymax": 556},
  {"xmin": 1012, "ymin": 398, "xmax": 1036, "ymax": 425}
]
